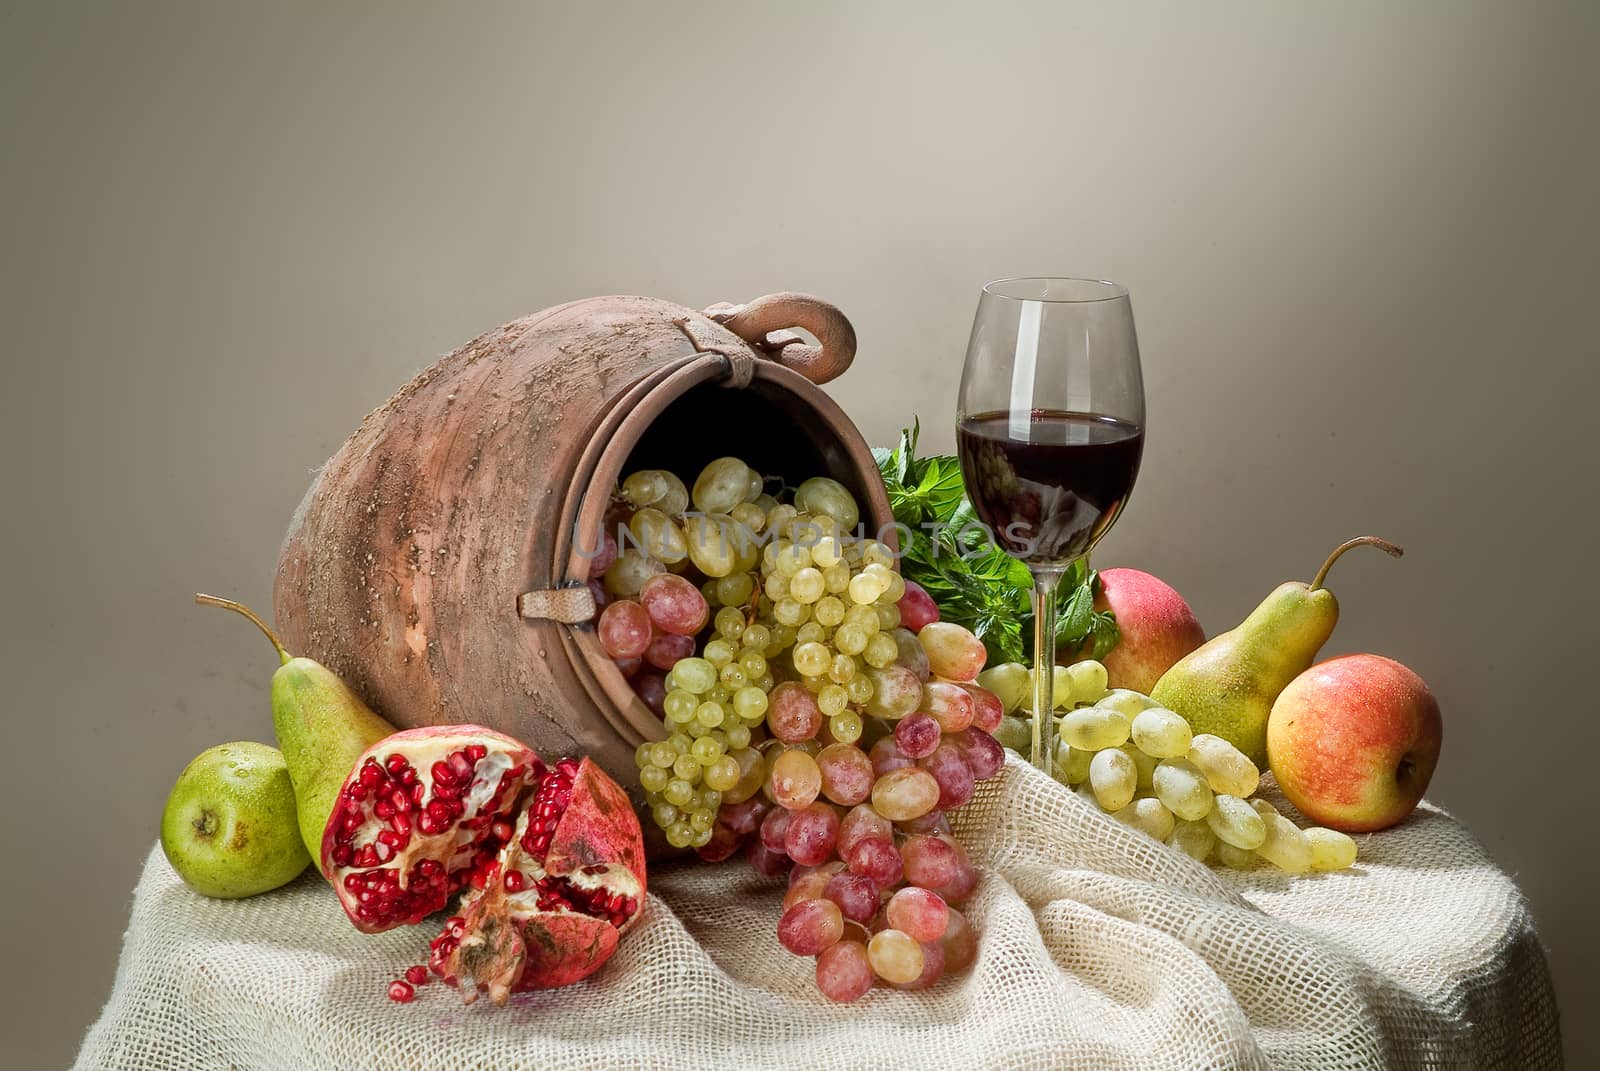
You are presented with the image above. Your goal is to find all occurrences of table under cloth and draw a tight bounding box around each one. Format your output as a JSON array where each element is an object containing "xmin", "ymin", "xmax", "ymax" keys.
[{"xmin": 76, "ymin": 758, "xmax": 1560, "ymax": 1070}]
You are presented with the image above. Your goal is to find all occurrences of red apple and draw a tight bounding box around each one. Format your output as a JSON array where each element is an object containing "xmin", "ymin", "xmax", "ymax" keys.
[
  {"xmin": 1086, "ymin": 568, "xmax": 1205, "ymax": 693},
  {"xmin": 1267, "ymin": 654, "xmax": 1442, "ymax": 833}
]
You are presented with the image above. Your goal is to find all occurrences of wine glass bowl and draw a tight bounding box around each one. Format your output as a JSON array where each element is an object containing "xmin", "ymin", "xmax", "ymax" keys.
[{"xmin": 956, "ymin": 278, "xmax": 1145, "ymax": 773}]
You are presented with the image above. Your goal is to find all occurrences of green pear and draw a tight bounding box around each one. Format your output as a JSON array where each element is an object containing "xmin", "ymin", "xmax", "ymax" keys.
[
  {"xmin": 161, "ymin": 741, "xmax": 309, "ymax": 898},
  {"xmin": 1149, "ymin": 537, "xmax": 1402, "ymax": 767},
  {"xmin": 197, "ymin": 595, "xmax": 394, "ymax": 865}
]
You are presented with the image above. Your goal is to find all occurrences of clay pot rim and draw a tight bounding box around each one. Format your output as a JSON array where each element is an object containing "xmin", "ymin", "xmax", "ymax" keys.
[{"xmin": 551, "ymin": 349, "xmax": 896, "ymax": 750}]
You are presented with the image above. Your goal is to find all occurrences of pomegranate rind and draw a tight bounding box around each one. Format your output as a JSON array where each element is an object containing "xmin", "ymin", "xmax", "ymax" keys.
[
  {"xmin": 320, "ymin": 725, "xmax": 542, "ymax": 934},
  {"xmin": 545, "ymin": 757, "xmax": 648, "ymax": 897}
]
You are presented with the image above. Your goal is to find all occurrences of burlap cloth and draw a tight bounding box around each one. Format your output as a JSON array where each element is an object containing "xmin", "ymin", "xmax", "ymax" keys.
[{"xmin": 77, "ymin": 758, "xmax": 1560, "ymax": 1070}]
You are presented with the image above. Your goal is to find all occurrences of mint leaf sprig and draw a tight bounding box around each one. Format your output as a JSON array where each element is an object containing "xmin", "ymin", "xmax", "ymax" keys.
[{"xmin": 874, "ymin": 419, "xmax": 1119, "ymax": 666}]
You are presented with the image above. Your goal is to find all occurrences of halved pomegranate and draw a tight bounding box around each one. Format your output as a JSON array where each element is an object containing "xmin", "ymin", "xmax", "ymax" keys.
[{"xmin": 322, "ymin": 727, "xmax": 647, "ymax": 1002}]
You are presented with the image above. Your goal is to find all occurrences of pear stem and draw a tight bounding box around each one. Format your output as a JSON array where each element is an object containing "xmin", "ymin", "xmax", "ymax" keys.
[
  {"xmin": 1309, "ymin": 537, "xmax": 1404, "ymax": 591},
  {"xmin": 195, "ymin": 593, "xmax": 292, "ymax": 665}
]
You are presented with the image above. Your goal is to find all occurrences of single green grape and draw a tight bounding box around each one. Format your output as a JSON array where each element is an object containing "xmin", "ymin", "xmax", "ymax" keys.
[
  {"xmin": 834, "ymin": 624, "xmax": 868, "ymax": 656},
  {"xmin": 725, "ymin": 723, "xmax": 752, "ymax": 750},
  {"xmin": 796, "ymin": 621, "xmax": 826, "ymax": 646},
  {"xmin": 742, "ymin": 623, "xmax": 772, "ymax": 651},
  {"xmin": 814, "ymin": 596, "xmax": 846, "ymax": 627},
  {"xmin": 863, "ymin": 633, "xmax": 898, "ymax": 668},
  {"xmin": 691, "ymin": 736, "xmax": 725, "ymax": 764},
  {"xmin": 817, "ymin": 684, "xmax": 849, "ymax": 717},
  {"xmin": 739, "ymin": 650, "xmax": 768, "ymax": 678},
  {"xmin": 720, "ymin": 663, "xmax": 748, "ymax": 689},
  {"xmin": 634, "ymin": 742, "xmax": 654, "ymax": 768},
  {"xmin": 648, "ymin": 743, "xmax": 677, "ymax": 769},
  {"xmin": 663, "ymin": 779, "xmax": 694, "ymax": 807},
  {"xmin": 715, "ymin": 606, "xmax": 747, "ymax": 639},
  {"xmin": 639, "ymin": 765, "xmax": 669, "ymax": 793},
  {"xmin": 651, "ymin": 802, "xmax": 679, "ymax": 829},
  {"xmin": 845, "ymin": 674, "xmax": 874, "ymax": 704},
  {"xmin": 828, "ymin": 652, "xmax": 857, "ymax": 685},
  {"xmin": 794, "ymin": 641, "xmax": 830, "ymax": 676},
  {"xmin": 673, "ymin": 658, "xmax": 717, "ymax": 694},
  {"xmin": 732, "ymin": 686, "xmax": 769, "ymax": 721},
  {"xmin": 829, "ymin": 710, "xmax": 864, "ymax": 744},
  {"xmin": 672, "ymin": 755, "xmax": 703, "ymax": 782}
]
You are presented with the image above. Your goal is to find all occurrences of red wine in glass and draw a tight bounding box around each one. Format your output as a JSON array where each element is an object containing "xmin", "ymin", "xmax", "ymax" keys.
[{"xmin": 958, "ymin": 409, "xmax": 1144, "ymax": 565}]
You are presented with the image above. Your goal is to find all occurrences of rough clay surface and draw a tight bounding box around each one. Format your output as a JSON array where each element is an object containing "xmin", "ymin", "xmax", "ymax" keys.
[{"xmin": 78, "ymin": 758, "xmax": 1559, "ymax": 1070}]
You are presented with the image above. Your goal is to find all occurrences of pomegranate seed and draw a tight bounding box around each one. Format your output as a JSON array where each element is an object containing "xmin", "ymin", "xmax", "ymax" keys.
[
  {"xmin": 360, "ymin": 763, "xmax": 384, "ymax": 788},
  {"xmin": 391, "ymin": 788, "xmax": 411, "ymax": 813},
  {"xmin": 465, "ymin": 744, "xmax": 487, "ymax": 762},
  {"xmin": 385, "ymin": 754, "xmax": 407, "ymax": 774},
  {"xmin": 491, "ymin": 819, "xmax": 514, "ymax": 842},
  {"xmin": 449, "ymin": 752, "xmax": 474, "ymax": 780},
  {"xmin": 374, "ymin": 840, "xmax": 393, "ymax": 863},
  {"xmin": 388, "ymin": 980, "xmax": 415, "ymax": 1003},
  {"xmin": 404, "ymin": 965, "xmax": 428, "ymax": 987},
  {"xmin": 392, "ymin": 810, "xmax": 411, "ymax": 836},
  {"xmin": 504, "ymin": 871, "xmax": 526, "ymax": 892},
  {"xmin": 374, "ymin": 800, "xmax": 394, "ymax": 820},
  {"xmin": 332, "ymin": 844, "xmax": 353, "ymax": 867}
]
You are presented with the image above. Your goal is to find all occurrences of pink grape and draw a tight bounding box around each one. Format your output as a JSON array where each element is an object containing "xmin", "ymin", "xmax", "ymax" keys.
[
  {"xmin": 870, "ymin": 767, "xmax": 941, "ymax": 822},
  {"xmin": 918, "ymin": 622, "xmax": 987, "ymax": 682},
  {"xmin": 893, "ymin": 939, "xmax": 945, "ymax": 991},
  {"xmin": 767, "ymin": 682, "xmax": 823, "ymax": 744},
  {"xmin": 586, "ymin": 528, "xmax": 618, "ymax": 579},
  {"xmin": 931, "ymin": 838, "xmax": 979, "ymax": 903},
  {"xmin": 868, "ymin": 737, "xmax": 915, "ymax": 778},
  {"xmin": 789, "ymin": 859, "xmax": 845, "ymax": 890},
  {"xmin": 897, "ymin": 579, "xmax": 940, "ymax": 632},
  {"xmin": 769, "ymin": 748, "xmax": 823, "ymax": 810},
  {"xmin": 613, "ymin": 656, "xmax": 642, "ymax": 677},
  {"xmin": 846, "ymin": 836, "xmax": 904, "ymax": 887},
  {"xmin": 864, "ymin": 664, "xmax": 924, "ymax": 719},
  {"xmin": 778, "ymin": 898, "xmax": 844, "ymax": 955},
  {"xmin": 719, "ymin": 796, "xmax": 770, "ymax": 836},
  {"xmin": 824, "ymin": 870, "xmax": 881, "ymax": 924},
  {"xmin": 597, "ymin": 599, "xmax": 652, "ymax": 660},
  {"xmin": 816, "ymin": 940, "xmax": 875, "ymax": 1003},
  {"xmin": 922, "ymin": 681, "xmax": 975, "ymax": 733},
  {"xmin": 897, "ymin": 809, "xmax": 949, "ymax": 835},
  {"xmin": 919, "ymin": 743, "xmax": 976, "ymax": 809},
  {"xmin": 632, "ymin": 670, "xmax": 667, "ymax": 716},
  {"xmin": 894, "ymin": 712, "xmax": 942, "ymax": 759},
  {"xmin": 962, "ymin": 684, "xmax": 1004, "ymax": 733},
  {"xmin": 817, "ymin": 744, "xmax": 875, "ymax": 806},
  {"xmin": 644, "ymin": 631, "xmax": 695, "ymax": 670},
  {"xmin": 837, "ymin": 804, "xmax": 892, "ymax": 858},
  {"xmin": 940, "ymin": 908, "xmax": 977, "ymax": 972},
  {"xmin": 901, "ymin": 835, "xmax": 959, "ymax": 888},
  {"xmin": 759, "ymin": 806, "xmax": 793, "ymax": 854},
  {"xmin": 953, "ymin": 727, "xmax": 1005, "ymax": 780},
  {"xmin": 695, "ymin": 823, "xmax": 742, "ymax": 863},
  {"xmin": 891, "ymin": 628, "xmax": 931, "ymax": 681},
  {"xmin": 867, "ymin": 929, "xmax": 925, "ymax": 984},
  {"xmin": 639, "ymin": 573, "xmax": 709, "ymax": 636},
  {"xmin": 746, "ymin": 839, "xmax": 791, "ymax": 878},
  {"xmin": 784, "ymin": 870, "xmax": 833, "ymax": 912},
  {"xmin": 886, "ymin": 887, "xmax": 950, "ymax": 942},
  {"xmin": 784, "ymin": 801, "xmax": 841, "ymax": 866}
]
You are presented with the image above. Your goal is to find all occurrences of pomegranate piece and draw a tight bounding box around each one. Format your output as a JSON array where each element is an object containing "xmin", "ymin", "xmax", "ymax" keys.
[{"xmin": 323, "ymin": 727, "xmax": 646, "ymax": 1004}]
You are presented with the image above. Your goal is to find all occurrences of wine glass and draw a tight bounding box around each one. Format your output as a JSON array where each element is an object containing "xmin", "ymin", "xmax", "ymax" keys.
[{"xmin": 956, "ymin": 278, "xmax": 1145, "ymax": 775}]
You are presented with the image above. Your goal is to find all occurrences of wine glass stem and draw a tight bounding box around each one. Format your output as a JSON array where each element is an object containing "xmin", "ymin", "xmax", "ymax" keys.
[{"xmin": 1030, "ymin": 567, "xmax": 1066, "ymax": 775}]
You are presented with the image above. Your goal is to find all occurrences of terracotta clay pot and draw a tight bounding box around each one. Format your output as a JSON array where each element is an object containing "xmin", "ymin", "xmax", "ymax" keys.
[{"xmin": 273, "ymin": 292, "xmax": 891, "ymax": 825}]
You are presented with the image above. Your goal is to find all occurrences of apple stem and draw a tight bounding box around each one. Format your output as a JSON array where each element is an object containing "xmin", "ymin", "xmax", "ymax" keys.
[
  {"xmin": 1309, "ymin": 537, "xmax": 1404, "ymax": 591},
  {"xmin": 195, "ymin": 593, "xmax": 293, "ymax": 665}
]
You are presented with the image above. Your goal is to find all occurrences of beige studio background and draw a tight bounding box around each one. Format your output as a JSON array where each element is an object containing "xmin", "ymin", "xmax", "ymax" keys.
[{"xmin": 3, "ymin": 2, "xmax": 1596, "ymax": 1067}]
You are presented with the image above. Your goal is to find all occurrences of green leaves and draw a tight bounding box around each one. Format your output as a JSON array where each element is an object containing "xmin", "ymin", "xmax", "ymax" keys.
[{"xmin": 877, "ymin": 422, "xmax": 1120, "ymax": 666}]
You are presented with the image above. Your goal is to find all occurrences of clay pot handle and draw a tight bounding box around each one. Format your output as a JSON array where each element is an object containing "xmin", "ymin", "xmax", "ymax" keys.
[{"xmin": 705, "ymin": 292, "xmax": 857, "ymax": 385}]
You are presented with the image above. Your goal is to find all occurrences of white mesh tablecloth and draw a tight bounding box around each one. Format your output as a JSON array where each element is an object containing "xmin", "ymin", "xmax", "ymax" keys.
[{"xmin": 77, "ymin": 758, "xmax": 1560, "ymax": 1070}]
